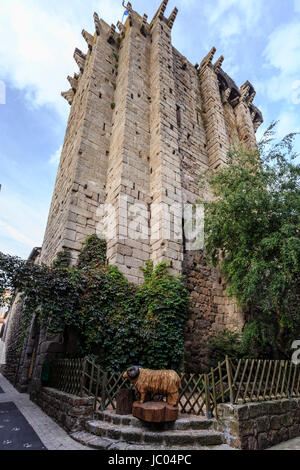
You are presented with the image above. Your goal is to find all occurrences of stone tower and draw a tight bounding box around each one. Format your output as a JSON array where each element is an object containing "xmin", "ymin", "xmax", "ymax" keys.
[{"xmin": 38, "ymin": 0, "xmax": 263, "ymax": 371}]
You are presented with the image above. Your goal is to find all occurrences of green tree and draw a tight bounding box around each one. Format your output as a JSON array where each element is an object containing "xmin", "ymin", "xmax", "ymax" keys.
[{"xmin": 200, "ymin": 123, "xmax": 300, "ymax": 358}]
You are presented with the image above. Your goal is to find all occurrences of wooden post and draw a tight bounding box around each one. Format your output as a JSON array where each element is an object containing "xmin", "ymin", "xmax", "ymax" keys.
[
  {"xmin": 205, "ymin": 374, "xmax": 212, "ymax": 419},
  {"xmin": 94, "ymin": 367, "xmax": 101, "ymax": 412},
  {"xmin": 116, "ymin": 389, "xmax": 134, "ymax": 415},
  {"xmin": 226, "ymin": 356, "xmax": 234, "ymax": 404},
  {"xmin": 211, "ymin": 368, "xmax": 218, "ymax": 419},
  {"xmin": 101, "ymin": 372, "xmax": 108, "ymax": 411},
  {"xmin": 132, "ymin": 402, "xmax": 179, "ymax": 422},
  {"xmin": 80, "ymin": 358, "xmax": 86, "ymax": 397},
  {"xmin": 218, "ymin": 362, "xmax": 225, "ymax": 403}
]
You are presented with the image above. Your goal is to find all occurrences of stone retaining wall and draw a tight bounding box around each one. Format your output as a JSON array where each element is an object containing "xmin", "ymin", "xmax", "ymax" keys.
[
  {"xmin": 35, "ymin": 387, "xmax": 94, "ymax": 433},
  {"xmin": 216, "ymin": 398, "xmax": 300, "ymax": 450}
]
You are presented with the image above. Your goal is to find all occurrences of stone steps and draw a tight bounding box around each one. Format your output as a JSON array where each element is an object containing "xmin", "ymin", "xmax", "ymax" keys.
[
  {"xmin": 97, "ymin": 410, "xmax": 214, "ymax": 430},
  {"xmin": 70, "ymin": 430, "xmax": 233, "ymax": 451},
  {"xmin": 69, "ymin": 409, "xmax": 235, "ymax": 450},
  {"xmin": 69, "ymin": 410, "xmax": 229, "ymax": 450}
]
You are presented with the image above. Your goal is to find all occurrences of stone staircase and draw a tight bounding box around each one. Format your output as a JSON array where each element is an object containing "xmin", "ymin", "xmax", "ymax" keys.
[{"xmin": 70, "ymin": 410, "xmax": 234, "ymax": 450}]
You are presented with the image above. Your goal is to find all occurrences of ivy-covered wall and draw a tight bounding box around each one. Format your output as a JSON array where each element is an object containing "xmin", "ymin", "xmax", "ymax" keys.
[{"xmin": 0, "ymin": 235, "xmax": 190, "ymax": 392}]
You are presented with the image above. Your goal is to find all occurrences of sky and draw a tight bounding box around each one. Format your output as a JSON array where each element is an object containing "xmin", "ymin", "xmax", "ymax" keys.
[{"xmin": 0, "ymin": 0, "xmax": 299, "ymax": 259}]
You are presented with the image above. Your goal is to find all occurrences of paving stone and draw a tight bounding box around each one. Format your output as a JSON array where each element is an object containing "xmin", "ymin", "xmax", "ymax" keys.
[{"xmin": 0, "ymin": 374, "xmax": 90, "ymax": 450}]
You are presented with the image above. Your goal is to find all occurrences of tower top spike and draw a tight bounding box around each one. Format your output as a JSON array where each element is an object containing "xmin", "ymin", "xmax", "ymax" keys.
[
  {"xmin": 168, "ymin": 7, "xmax": 178, "ymax": 29},
  {"xmin": 151, "ymin": 0, "xmax": 169, "ymax": 25}
]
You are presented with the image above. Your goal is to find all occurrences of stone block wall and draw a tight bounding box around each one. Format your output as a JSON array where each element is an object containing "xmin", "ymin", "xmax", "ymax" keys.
[
  {"xmin": 183, "ymin": 251, "xmax": 244, "ymax": 372},
  {"xmin": 35, "ymin": 387, "xmax": 94, "ymax": 433},
  {"xmin": 217, "ymin": 399, "xmax": 300, "ymax": 450}
]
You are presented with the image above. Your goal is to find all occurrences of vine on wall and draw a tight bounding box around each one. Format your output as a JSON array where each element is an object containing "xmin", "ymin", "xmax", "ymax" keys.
[{"xmin": 0, "ymin": 235, "xmax": 190, "ymax": 372}]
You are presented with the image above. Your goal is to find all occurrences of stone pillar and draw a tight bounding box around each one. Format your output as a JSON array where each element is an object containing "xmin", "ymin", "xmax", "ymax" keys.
[
  {"xmin": 104, "ymin": 11, "xmax": 152, "ymax": 284},
  {"xmin": 198, "ymin": 48, "xmax": 230, "ymax": 170},
  {"xmin": 149, "ymin": 8, "xmax": 183, "ymax": 276},
  {"xmin": 234, "ymin": 81, "xmax": 258, "ymax": 151}
]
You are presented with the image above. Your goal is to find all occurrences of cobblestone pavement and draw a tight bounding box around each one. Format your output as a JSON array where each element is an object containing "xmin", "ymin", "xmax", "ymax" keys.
[
  {"xmin": 268, "ymin": 437, "xmax": 300, "ymax": 450},
  {"xmin": 0, "ymin": 373, "xmax": 90, "ymax": 450}
]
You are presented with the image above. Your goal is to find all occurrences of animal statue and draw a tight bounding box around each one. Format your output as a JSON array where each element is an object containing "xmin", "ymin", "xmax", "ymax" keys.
[{"xmin": 123, "ymin": 366, "xmax": 181, "ymax": 406}]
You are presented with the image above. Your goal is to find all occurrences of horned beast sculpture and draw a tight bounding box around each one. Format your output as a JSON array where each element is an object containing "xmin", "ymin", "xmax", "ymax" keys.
[{"xmin": 123, "ymin": 366, "xmax": 181, "ymax": 406}]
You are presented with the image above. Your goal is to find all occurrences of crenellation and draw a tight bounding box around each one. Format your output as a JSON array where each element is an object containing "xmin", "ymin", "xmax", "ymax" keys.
[
  {"xmin": 61, "ymin": 89, "xmax": 75, "ymax": 105},
  {"xmin": 140, "ymin": 14, "xmax": 148, "ymax": 37},
  {"xmin": 82, "ymin": 29, "xmax": 94, "ymax": 50},
  {"xmin": 67, "ymin": 74, "xmax": 79, "ymax": 91},
  {"xmin": 73, "ymin": 48, "xmax": 86, "ymax": 72},
  {"xmin": 168, "ymin": 7, "xmax": 179, "ymax": 29},
  {"xmin": 107, "ymin": 24, "xmax": 117, "ymax": 44},
  {"xmin": 199, "ymin": 47, "xmax": 216, "ymax": 71},
  {"xmin": 93, "ymin": 12, "xmax": 101, "ymax": 36},
  {"xmin": 150, "ymin": 0, "xmax": 169, "ymax": 27},
  {"xmin": 117, "ymin": 21, "xmax": 125, "ymax": 38},
  {"xmin": 213, "ymin": 55, "xmax": 224, "ymax": 75}
]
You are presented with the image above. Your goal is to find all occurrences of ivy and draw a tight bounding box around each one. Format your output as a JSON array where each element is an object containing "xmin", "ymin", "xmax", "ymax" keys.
[
  {"xmin": 0, "ymin": 236, "xmax": 190, "ymax": 372},
  {"xmin": 200, "ymin": 122, "xmax": 300, "ymax": 358}
]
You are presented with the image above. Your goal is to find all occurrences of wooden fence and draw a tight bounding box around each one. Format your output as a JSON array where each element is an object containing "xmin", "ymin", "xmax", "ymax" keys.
[{"xmin": 48, "ymin": 357, "xmax": 300, "ymax": 419}]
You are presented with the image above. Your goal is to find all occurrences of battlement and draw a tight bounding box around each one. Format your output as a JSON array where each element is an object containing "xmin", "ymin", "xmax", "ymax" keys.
[{"xmin": 61, "ymin": 4, "xmax": 263, "ymax": 144}]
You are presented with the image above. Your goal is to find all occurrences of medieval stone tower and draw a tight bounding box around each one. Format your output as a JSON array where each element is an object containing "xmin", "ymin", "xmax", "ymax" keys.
[{"xmin": 38, "ymin": 0, "xmax": 263, "ymax": 372}]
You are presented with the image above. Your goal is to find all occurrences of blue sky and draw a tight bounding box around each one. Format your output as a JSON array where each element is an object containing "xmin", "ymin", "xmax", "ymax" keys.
[{"xmin": 0, "ymin": 0, "xmax": 299, "ymax": 259}]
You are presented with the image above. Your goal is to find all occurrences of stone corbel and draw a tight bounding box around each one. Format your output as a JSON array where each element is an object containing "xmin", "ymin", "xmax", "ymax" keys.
[
  {"xmin": 240, "ymin": 81, "xmax": 256, "ymax": 106},
  {"xmin": 67, "ymin": 74, "xmax": 78, "ymax": 91},
  {"xmin": 61, "ymin": 89, "xmax": 75, "ymax": 105},
  {"xmin": 221, "ymin": 88, "xmax": 231, "ymax": 105},
  {"xmin": 240, "ymin": 83, "xmax": 251, "ymax": 102},
  {"xmin": 230, "ymin": 96, "xmax": 241, "ymax": 107},
  {"xmin": 248, "ymin": 91, "xmax": 256, "ymax": 106},
  {"xmin": 73, "ymin": 48, "xmax": 86, "ymax": 73},
  {"xmin": 250, "ymin": 104, "xmax": 264, "ymax": 133},
  {"xmin": 168, "ymin": 8, "xmax": 179, "ymax": 29},
  {"xmin": 217, "ymin": 70, "xmax": 241, "ymax": 108},
  {"xmin": 253, "ymin": 120, "xmax": 263, "ymax": 132},
  {"xmin": 93, "ymin": 12, "xmax": 101, "ymax": 36},
  {"xmin": 82, "ymin": 30, "xmax": 94, "ymax": 51},
  {"xmin": 213, "ymin": 56, "xmax": 224, "ymax": 75},
  {"xmin": 107, "ymin": 24, "xmax": 116, "ymax": 44}
]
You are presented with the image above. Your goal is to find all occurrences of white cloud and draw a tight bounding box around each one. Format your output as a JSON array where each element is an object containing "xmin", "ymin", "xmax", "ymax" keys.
[
  {"xmin": 219, "ymin": 14, "xmax": 242, "ymax": 39},
  {"xmin": 49, "ymin": 146, "xmax": 63, "ymax": 166},
  {"xmin": 204, "ymin": 0, "xmax": 263, "ymax": 38},
  {"xmin": 0, "ymin": 0, "xmax": 122, "ymax": 118},
  {"xmin": 0, "ymin": 185, "xmax": 47, "ymax": 255},
  {"xmin": 276, "ymin": 111, "xmax": 300, "ymax": 139},
  {"xmin": 264, "ymin": 22, "xmax": 300, "ymax": 75},
  {"xmin": 262, "ymin": 21, "xmax": 300, "ymax": 104},
  {"xmin": 0, "ymin": 220, "xmax": 39, "ymax": 248}
]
